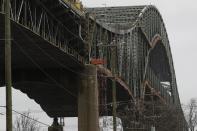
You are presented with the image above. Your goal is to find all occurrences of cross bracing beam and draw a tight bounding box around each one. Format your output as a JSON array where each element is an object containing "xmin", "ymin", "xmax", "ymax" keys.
[
  {"xmin": 0, "ymin": 0, "xmax": 87, "ymax": 61},
  {"xmin": 87, "ymin": 5, "xmax": 187, "ymax": 130},
  {"xmin": 87, "ymin": 5, "xmax": 180, "ymax": 105}
]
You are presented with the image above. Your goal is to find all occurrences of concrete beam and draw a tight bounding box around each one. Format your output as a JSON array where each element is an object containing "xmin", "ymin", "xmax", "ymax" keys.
[{"xmin": 78, "ymin": 65, "xmax": 99, "ymax": 131}]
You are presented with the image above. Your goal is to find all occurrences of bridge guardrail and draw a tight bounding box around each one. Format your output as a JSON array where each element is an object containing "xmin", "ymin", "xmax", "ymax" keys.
[{"xmin": 0, "ymin": 0, "xmax": 85, "ymax": 64}]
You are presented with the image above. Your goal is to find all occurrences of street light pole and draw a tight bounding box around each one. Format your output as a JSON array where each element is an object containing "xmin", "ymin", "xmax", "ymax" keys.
[
  {"xmin": 5, "ymin": 0, "xmax": 13, "ymax": 130},
  {"xmin": 112, "ymin": 41, "xmax": 125, "ymax": 131},
  {"xmin": 112, "ymin": 46, "xmax": 117, "ymax": 131},
  {"xmin": 97, "ymin": 41, "xmax": 121, "ymax": 131}
]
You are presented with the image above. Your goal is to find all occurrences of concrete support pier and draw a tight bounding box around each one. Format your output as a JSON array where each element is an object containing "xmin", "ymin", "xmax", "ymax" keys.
[{"xmin": 78, "ymin": 65, "xmax": 99, "ymax": 131}]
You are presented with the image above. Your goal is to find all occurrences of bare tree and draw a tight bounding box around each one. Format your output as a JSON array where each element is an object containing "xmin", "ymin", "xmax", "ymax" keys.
[
  {"xmin": 155, "ymin": 105, "xmax": 186, "ymax": 131},
  {"xmin": 13, "ymin": 112, "xmax": 41, "ymax": 131},
  {"xmin": 185, "ymin": 98, "xmax": 197, "ymax": 131}
]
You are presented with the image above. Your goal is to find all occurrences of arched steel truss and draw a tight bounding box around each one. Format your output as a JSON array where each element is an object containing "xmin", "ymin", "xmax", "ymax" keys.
[
  {"xmin": 87, "ymin": 5, "xmax": 180, "ymax": 105},
  {"xmin": 87, "ymin": 5, "xmax": 187, "ymax": 130}
]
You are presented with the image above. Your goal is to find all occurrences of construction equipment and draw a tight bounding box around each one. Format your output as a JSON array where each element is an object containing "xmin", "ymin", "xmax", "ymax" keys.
[
  {"xmin": 64, "ymin": 0, "xmax": 84, "ymax": 11},
  {"xmin": 90, "ymin": 58, "xmax": 106, "ymax": 65}
]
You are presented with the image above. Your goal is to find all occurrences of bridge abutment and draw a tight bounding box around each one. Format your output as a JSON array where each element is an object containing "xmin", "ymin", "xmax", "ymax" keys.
[{"xmin": 78, "ymin": 65, "xmax": 99, "ymax": 131}]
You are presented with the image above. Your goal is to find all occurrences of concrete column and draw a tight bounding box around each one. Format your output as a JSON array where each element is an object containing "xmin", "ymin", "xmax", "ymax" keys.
[{"xmin": 78, "ymin": 65, "xmax": 99, "ymax": 131}]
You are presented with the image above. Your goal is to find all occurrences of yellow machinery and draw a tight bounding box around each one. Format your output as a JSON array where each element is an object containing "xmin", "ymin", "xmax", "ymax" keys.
[{"xmin": 64, "ymin": 0, "xmax": 84, "ymax": 11}]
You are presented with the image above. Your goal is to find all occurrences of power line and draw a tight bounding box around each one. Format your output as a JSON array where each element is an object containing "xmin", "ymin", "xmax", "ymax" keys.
[
  {"xmin": 13, "ymin": 22, "xmax": 116, "ymax": 108},
  {"xmin": 0, "ymin": 110, "xmax": 45, "ymax": 115},
  {"xmin": 13, "ymin": 15, "xmax": 163, "ymax": 117},
  {"xmin": 5, "ymin": 0, "xmax": 187, "ymax": 120},
  {"xmin": 0, "ymin": 106, "xmax": 50, "ymax": 127},
  {"xmin": 12, "ymin": 11, "xmax": 139, "ymax": 114},
  {"xmin": 13, "ymin": 40, "xmax": 78, "ymax": 99},
  {"xmin": 11, "ymin": 11, "xmax": 126, "ymax": 79},
  {"xmin": 12, "ymin": 109, "xmax": 50, "ymax": 127},
  {"xmin": 12, "ymin": 22, "xmax": 140, "ymax": 114},
  {"xmin": 13, "ymin": 40, "xmax": 104, "ymax": 110},
  {"xmin": 0, "ymin": 1, "xmax": 187, "ymax": 130},
  {"xmin": 14, "ymin": 22, "xmax": 108, "ymax": 78}
]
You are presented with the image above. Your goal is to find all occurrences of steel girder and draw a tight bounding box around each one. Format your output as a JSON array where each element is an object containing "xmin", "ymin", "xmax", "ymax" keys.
[
  {"xmin": 87, "ymin": 5, "xmax": 180, "ymax": 106},
  {"xmin": 0, "ymin": 0, "xmax": 86, "ymax": 63},
  {"xmin": 87, "ymin": 5, "xmax": 187, "ymax": 130}
]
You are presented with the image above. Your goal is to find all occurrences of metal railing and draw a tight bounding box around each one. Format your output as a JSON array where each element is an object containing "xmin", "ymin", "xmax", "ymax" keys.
[{"xmin": 0, "ymin": 0, "xmax": 85, "ymax": 64}]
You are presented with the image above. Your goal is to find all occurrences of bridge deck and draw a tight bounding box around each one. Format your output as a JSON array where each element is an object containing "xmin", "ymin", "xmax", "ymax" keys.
[
  {"xmin": 0, "ymin": 13, "xmax": 84, "ymax": 117},
  {"xmin": 0, "ymin": 13, "xmax": 84, "ymax": 70}
]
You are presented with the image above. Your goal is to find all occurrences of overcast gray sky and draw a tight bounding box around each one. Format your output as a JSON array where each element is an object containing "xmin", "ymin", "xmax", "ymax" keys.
[{"xmin": 1, "ymin": 0, "xmax": 197, "ymax": 130}]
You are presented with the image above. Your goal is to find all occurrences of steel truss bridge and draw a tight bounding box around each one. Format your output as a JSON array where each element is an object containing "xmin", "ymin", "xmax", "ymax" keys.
[{"xmin": 0, "ymin": 0, "xmax": 188, "ymax": 131}]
